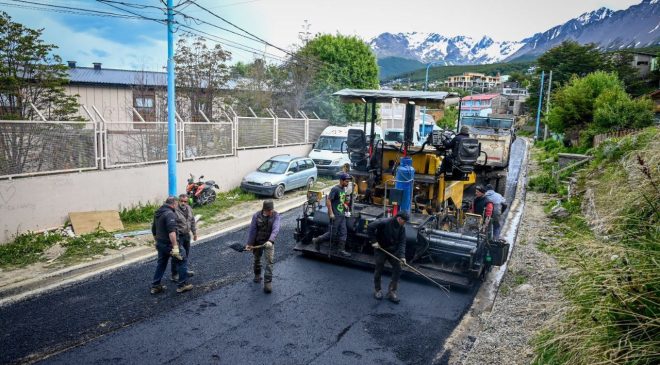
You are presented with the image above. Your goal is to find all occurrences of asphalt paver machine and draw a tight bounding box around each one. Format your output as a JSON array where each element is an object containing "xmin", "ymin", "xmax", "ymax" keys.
[{"xmin": 294, "ymin": 89, "xmax": 509, "ymax": 288}]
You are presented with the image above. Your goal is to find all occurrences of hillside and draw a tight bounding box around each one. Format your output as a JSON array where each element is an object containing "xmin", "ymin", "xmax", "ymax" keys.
[
  {"xmin": 377, "ymin": 57, "xmax": 424, "ymax": 80},
  {"xmin": 383, "ymin": 61, "xmax": 532, "ymax": 83}
]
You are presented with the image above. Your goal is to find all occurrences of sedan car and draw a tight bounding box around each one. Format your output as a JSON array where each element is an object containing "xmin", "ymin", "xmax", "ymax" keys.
[{"xmin": 241, "ymin": 155, "xmax": 317, "ymax": 199}]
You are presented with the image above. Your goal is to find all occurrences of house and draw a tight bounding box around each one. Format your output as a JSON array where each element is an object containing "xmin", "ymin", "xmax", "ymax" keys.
[
  {"xmin": 628, "ymin": 52, "xmax": 658, "ymax": 78},
  {"xmin": 64, "ymin": 61, "xmax": 238, "ymax": 123},
  {"xmin": 459, "ymin": 93, "xmax": 499, "ymax": 117},
  {"xmin": 443, "ymin": 72, "xmax": 501, "ymax": 91}
]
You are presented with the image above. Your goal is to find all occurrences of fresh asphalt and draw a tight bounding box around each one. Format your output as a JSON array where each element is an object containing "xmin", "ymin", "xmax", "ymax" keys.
[{"xmin": 1, "ymin": 139, "xmax": 526, "ymax": 365}]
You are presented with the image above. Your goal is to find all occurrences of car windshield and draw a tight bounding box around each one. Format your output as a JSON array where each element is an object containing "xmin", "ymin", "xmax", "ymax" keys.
[
  {"xmin": 257, "ymin": 160, "xmax": 289, "ymax": 174},
  {"xmin": 315, "ymin": 136, "xmax": 345, "ymax": 152},
  {"xmin": 384, "ymin": 131, "xmax": 404, "ymax": 143}
]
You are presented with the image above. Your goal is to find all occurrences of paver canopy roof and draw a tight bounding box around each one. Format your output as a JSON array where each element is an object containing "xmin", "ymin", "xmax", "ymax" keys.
[{"xmin": 333, "ymin": 89, "xmax": 458, "ymax": 107}]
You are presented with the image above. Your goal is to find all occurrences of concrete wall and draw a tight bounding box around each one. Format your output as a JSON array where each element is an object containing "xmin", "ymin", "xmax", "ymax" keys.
[{"xmin": 0, "ymin": 145, "xmax": 311, "ymax": 244}]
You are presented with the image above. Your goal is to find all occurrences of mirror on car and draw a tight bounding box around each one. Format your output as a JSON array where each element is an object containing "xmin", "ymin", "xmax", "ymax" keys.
[{"xmin": 286, "ymin": 171, "xmax": 294, "ymax": 176}]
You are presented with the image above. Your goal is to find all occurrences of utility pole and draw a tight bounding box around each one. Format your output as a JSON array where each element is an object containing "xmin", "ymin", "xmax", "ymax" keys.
[
  {"xmin": 543, "ymin": 70, "xmax": 553, "ymax": 140},
  {"xmin": 166, "ymin": 0, "xmax": 177, "ymax": 196},
  {"xmin": 298, "ymin": 20, "xmax": 311, "ymax": 45},
  {"xmin": 535, "ymin": 70, "xmax": 545, "ymax": 141}
]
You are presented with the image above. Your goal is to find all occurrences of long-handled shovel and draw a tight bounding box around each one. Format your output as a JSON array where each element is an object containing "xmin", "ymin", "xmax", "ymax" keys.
[
  {"xmin": 228, "ymin": 242, "xmax": 267, "ymax": 253},
  {"xmin": 376, "ymin": 246, "xmax": 450, "ymax": 294},
  {"xmin": 327, "ymin": 217, "xmax": 334, "ymax": 260}
]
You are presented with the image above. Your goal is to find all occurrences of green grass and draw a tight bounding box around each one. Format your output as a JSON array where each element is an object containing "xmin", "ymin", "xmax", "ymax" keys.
[
  {"xmin": 0, "ymin": 231, "xmax": 64, "ymax": 268},
  {"xmin": 119, "ymin": 202, "xmax": 158, "ymax": 225},
  {"xmin": 0, "ymin": 228, "xmax": 133, "ymax": 268}
]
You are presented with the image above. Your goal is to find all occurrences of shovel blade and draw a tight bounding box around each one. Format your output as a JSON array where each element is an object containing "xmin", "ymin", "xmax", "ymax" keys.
[{"xmin": 228, "ymin": 242, "xmax": 246, "ymax": 252}]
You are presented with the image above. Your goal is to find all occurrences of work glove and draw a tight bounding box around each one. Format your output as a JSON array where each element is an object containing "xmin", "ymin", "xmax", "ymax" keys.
[
  {"xmin": 264, "ymin": 241, "xmax": 273, "ymax": 249},
  {"xmin": 371, "ymin": 242, "xmax": 380, "ymax": 249},
  {"xmin": 400, "ymin": 258, "xmax": 407, "ymax": 265},
  {"xmin": 245, "ymin": 245, "xmax": 254, "ymax": 251},
  {"xmin": 171, "ymin": 245, "xmax": 184, "ymax": 261}
]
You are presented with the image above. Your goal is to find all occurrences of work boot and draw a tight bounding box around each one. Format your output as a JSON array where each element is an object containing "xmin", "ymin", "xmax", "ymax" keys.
[
  {"xmin": 176, "ymin": 284, "xmax": 193, "ymax": 293},
  {"xmin": 253, "ymin": 275, "xmax": 262, "ymax": 283},
  {"xmin": 187, "ymin": 270, "xmax": 196, "ymax": 277},
  {"xmin": 374, "ymin": 289, "xmax": 383, "ymax": 300},
  {"xmin": 170, "ymin": 274, "xmax": 179, "ymax": 282},
  {"xmin": 263, "ymin": 282, "xmax": 272, "ymax": 294},
  {"xmin": 150, "ymin": 284, "xmax": 166, "ymax": 295},
  {"xmin": 312, "ymin": 237, "xmax": 321, "ymax": 251},
  {"xmin": 338, "ymin": 242, "xmax": 351, "ymax": 257},
  {"xmin": 386, "ymin": 290, "xmax": 400, "ymax": 304}
]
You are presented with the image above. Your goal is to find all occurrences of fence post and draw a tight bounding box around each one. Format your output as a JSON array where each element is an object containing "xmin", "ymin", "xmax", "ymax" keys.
[
  {"xmin": 266, "ymin": 108, "xmax": 277, "ymax": 147},
  {"xmin": 91, "ymin": 105, "xmax": 108, "ymax": 169}
]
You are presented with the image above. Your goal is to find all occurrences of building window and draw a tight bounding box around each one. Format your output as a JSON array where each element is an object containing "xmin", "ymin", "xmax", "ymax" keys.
[
  {"xmin": 133, "ymin": 92, "xmax": 156, "ymax": 124},
  {"xmin": 636, "ymin": 61, "xmax": 649, "ymax": 66}
]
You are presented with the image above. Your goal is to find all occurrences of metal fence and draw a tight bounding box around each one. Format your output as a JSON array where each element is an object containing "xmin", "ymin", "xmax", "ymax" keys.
[
  {"xmin": 277, "ymin": 118, "xmax": 306, "ymax": 146},
  {"xmin": 0, "ymin": 121, "xmax": 98, "ymax": 178},
  {"xmin": 236, "ymin": 117, "xmax": 275, "ymax": 149},
  {"xmin": 1, "ymin": 113, "xmax": 329, "ymax": 179}
]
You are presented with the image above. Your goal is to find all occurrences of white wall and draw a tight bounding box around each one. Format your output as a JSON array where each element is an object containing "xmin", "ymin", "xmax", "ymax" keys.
[{"xmin": 0, "ymin": 145, "xmax": 311, "ymax": 244}]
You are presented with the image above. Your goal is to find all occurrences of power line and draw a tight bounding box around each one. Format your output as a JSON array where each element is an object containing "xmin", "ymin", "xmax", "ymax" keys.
[{"xmin": 5, "ymin": 0, "xmax": 148, "ymax": 19}]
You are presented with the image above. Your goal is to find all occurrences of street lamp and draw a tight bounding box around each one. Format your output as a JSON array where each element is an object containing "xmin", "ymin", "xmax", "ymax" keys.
[{"xmin": 422, "ymin": 61, "xmax": 446, "ymax": 136}]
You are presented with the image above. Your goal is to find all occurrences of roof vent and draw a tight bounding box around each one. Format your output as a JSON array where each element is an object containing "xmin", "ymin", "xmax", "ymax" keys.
[
  {"xmin": 67, "ymin": 61, "xmax": 76, "ymax": 68},
  {"xmin": 93, "ymin": 62, "xmax": 102, "ymax": 70}
]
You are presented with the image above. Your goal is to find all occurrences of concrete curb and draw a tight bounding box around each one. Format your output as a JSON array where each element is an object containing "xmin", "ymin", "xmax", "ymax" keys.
[{"xmin": 0, "ymin": 191, "xmax": 324, "ymax": 307}]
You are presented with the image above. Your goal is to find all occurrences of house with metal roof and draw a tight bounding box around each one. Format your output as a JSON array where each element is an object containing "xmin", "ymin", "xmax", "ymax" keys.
[{"xmin": 64, "ymin": 61, "xmax": 238, "ymax": 123}]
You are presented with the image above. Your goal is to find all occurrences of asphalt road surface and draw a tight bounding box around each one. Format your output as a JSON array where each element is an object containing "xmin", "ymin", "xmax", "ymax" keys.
[{"xmin": 1, "ymin": 139, "xmax": 526, "ymax": 365}]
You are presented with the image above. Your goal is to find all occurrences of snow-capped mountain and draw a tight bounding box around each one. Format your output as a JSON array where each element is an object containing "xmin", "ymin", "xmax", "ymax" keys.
[
  {"xmin": 370, "ymin": 0, "xmax": 660, "ymax": 67},
  {"xmin": 369, "ymin": 32, "xmax": 524, "ymax": 64}
]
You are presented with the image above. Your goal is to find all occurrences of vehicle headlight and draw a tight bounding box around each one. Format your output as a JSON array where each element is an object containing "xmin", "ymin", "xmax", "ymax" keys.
[
  {"xmin": 262, "ymin": 182, "xmax": 272, "ymax": 187},
  {"xmin": 332, "ymin": 159, "xmax": 343, "ymax": 165}
]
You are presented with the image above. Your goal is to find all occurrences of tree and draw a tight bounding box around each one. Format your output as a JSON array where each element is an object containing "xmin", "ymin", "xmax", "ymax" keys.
[
  {"xmin": 174, "ymin": 36, "xmax": 231, "ymax": 121},
  {"xmin": 437, "ymin": 105, "xmax": 458, "ymax": 130},
  {"xmin": 0, "ymin": 12, "xmax": 79, "ymax": 120},
  {"xmin": 294, "ymin": 34, "xmax": 379, "ymax": 124},
  {"xmin": 547, "ymin": 71, "xmax": 653, "ymax": 145}
]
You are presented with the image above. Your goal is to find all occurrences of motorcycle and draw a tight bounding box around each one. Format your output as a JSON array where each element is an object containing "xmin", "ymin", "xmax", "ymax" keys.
[{"xmin": 186, "ymin": 174, "xmax": 220, "ymax": 206}]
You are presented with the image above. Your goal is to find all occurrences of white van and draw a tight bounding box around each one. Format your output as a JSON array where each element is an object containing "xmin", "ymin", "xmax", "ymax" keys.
[{"xmin": 309, "ymin": 125, "xmax": 382, "ymax": 175}]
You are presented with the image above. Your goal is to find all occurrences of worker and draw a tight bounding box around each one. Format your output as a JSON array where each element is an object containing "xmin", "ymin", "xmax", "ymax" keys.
[
  {"xmin": 446, "ymin": 125, "xmax": 471, "ymax": 153},
  {"xmin": 312, "ymin": 172, "xmax": 352, "ymax": 257},
  {"xmin": 368, "ymin": 211, "xmax": 409, "ymax": 304},
  {"xmin": 245, "ymin": 200, "xmax": 281, "ymax": 294},
  {"xmin": 171, "ymin": 194, "xmax": 198, "ymax": 282},
  {"xmin": 483, "ymin": 184, "xmax": 507, "ymax": 240},
  {"xmin": 471, "ymin": 185, "xmax": 488, "ymax": 215},
  {"xmin": 151, "ymin": 196, "xmax": 192, "ymax": 294}
]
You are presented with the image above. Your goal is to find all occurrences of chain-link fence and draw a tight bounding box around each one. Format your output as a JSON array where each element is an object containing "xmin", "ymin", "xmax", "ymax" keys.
[
  {"xmin": 277, "ymin": 118, "xmax": 306, "ymax": 146},
  {"xmin": 308, "ymin": 119, "xmax": 329, "ymax": 143},
  {"xmin": 183, "ymin": 122, "xmax": 233, "ymax": 159},
  {"xmin": 0, "ymin": 121, "xmax": 97, "ymax": 178},
  {"xmin": 104, "ymin": 122, "xmax": 168, "ymax": 168},
  {"xmin": 237, "ymin": 117, "xmax": 275, "ymax": 149}
]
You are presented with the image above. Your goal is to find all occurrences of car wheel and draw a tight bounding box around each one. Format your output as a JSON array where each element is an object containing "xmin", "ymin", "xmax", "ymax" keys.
[
  {"xmin": 273, "ymin": 184, "xmax": 285, "ymax": 199},
  {"xmin": 305, "ymin": 177, "xmax": 314, "ymax": 190}
]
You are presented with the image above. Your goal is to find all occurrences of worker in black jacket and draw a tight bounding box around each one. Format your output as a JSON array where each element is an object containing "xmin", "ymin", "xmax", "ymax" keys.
[
  {"xmin": 367, "ymin": 211, "xmax": 409, "ymax": 303},
  {"xmin": 150, "ymin": 196, "xmax": 192, "ymax": 294}
]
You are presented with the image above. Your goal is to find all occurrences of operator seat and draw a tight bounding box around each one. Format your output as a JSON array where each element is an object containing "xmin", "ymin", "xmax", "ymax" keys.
[
  {"xmin": 452, "ymin": 138, "xmax": 480, "ymax": 173},
  {"xmin": 346, "ymin": 129, "xmax": 368, "ymax": 171}
]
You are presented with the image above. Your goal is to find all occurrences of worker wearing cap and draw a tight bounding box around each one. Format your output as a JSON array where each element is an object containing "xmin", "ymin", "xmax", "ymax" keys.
[
  {"xmin": 246, "ymin": 200, "xmax": 281, "ymax": 293},
  {"xmin": 471, "ymin": 185, "xmax": 488, "ymax": 216},
  {"xmin": 312, "ymin": 172, "xmax": 352, "ymax": 257},
  {"xmin": 368, "ymin": 211, "xmax": 409, "ymax": 304}
]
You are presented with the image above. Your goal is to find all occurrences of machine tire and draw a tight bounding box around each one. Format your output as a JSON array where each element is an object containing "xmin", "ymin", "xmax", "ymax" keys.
[
  {"xmin": 198, "ymin": 189, "xmax": 216, "ymax": 205},
  {"xmin": 274, "ymin": 184, "xmax": 285, "ymax": 199}
]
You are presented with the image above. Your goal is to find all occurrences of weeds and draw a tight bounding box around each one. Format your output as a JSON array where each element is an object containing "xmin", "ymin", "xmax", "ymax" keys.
[
  {"xmin": 0, "ymin": 231, "xmax": 63, "ymax": 268},
  {"xmin": 119, "ymin": 202, "xmax": 158, "ymax": 225},
  {"xmin": 532, "ymin": 127, "xmax": 660, "ymax": 365}
]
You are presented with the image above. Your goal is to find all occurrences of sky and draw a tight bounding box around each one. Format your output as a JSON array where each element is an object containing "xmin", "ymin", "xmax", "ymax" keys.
[{"xmin": 1, "ymin": 0, "xmax": 644, "ymax": 70}]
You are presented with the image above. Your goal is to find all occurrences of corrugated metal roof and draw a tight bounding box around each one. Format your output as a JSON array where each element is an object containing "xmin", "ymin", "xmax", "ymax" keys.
[
  {"xmin": 66, "ymin": 67, "xmax": 239, "ymax": 89},
  {"xmin": 462, "ymin": 93, "xmax": 500, "ymax": 101},
  {"xmin": 333, "ymin": 89, "xmax": 456, "ymax": 107},
  {"xmin": 67, "ymin": 67, "xmax": 167, "ymax": 86}
]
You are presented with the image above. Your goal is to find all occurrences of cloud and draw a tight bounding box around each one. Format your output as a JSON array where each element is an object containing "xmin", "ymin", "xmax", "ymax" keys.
[{"xmin": 91, "ymin": 49, "xmax": 110, "ymax": 58}]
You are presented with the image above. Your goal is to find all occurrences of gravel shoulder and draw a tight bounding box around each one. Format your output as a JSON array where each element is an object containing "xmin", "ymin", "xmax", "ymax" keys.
[{"xmin": 461, "ymin": 156, "xmax": 569, "ymax": 365}]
